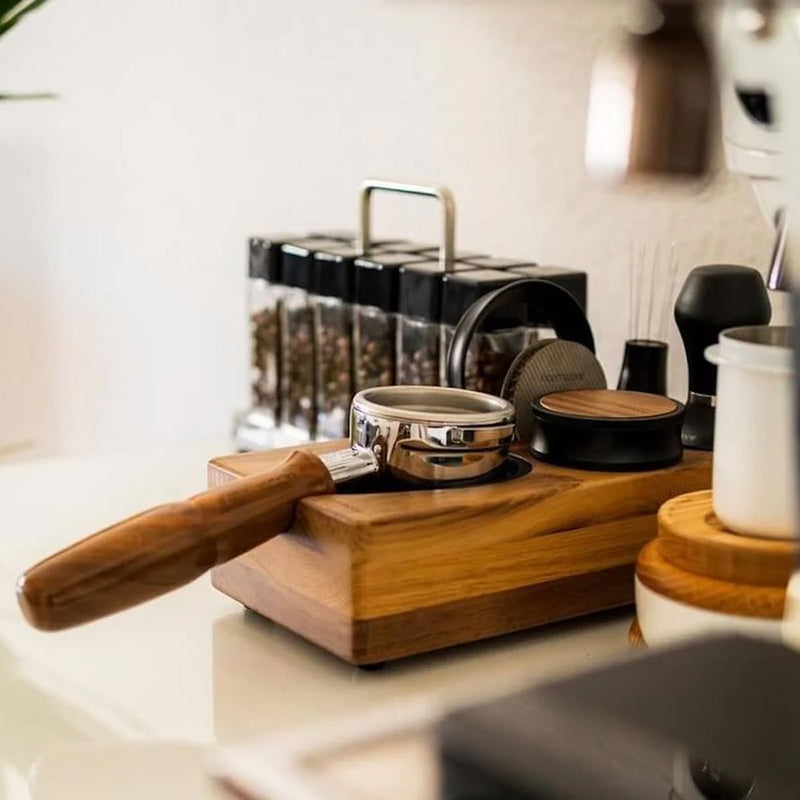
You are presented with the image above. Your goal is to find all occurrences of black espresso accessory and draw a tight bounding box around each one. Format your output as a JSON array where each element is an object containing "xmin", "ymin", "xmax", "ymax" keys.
[
  {"xmin": 501, "ymin": 341, "xmax": 606, "ymax": 444},
  {"xmin": 675, "ymin": 264, "xmax": 771, "ymax": 450},
  {"xmin": 617, "ymin": 339, "xmax": 668, "ymax": 395},
  {"xmin": 447, "ymin": 278, "xmax": 596, "ymax": 388},
  {"xmin": 530, "ymin": 389, "xmax": 685, "ymax": 472},
  {"xmin": 617, "ymin": 242, "xmax": 679, "ymax": 395},
  {"xmin": 447, "ymin": 279, "xmax": 600, "ymax": 439}
]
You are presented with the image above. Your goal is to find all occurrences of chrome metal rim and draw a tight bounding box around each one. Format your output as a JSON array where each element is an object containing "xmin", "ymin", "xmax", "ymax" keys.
[{"xmin": 351, "ymin": 385, "xmax": 514, "ymax": 427}]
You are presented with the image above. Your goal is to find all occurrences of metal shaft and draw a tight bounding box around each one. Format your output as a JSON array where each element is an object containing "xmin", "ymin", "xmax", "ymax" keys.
[{"xmin": 319, "ymin": 448, "xmax": 381, "ymax": 485}]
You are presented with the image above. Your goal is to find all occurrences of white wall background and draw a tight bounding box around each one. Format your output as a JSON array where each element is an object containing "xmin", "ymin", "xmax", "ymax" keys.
[{"xmin": 0, "ymin": 0, "xmax": 775, "ymax": 457}]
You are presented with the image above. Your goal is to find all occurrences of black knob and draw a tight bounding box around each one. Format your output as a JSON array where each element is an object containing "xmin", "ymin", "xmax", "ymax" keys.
[{"xmin": 674, "ymin": 264, "xmax": 771, "ymax": 450}]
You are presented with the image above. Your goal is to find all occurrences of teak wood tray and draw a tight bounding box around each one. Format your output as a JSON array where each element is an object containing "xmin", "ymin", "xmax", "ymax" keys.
[{"xmin": 209, "ymin": 441, "xmax": 712, "ymax": 665}]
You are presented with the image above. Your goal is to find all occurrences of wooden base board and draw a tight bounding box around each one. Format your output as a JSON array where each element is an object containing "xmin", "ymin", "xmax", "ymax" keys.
[{"xmin": 210, "ymin": 442, "xmax": 711, "ymax": 665}]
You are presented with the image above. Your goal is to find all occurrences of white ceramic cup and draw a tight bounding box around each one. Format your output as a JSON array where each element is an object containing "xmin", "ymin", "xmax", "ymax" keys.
[{"xmin": 705, "ymin": 325, "xmax": 797, "ymax": 539}]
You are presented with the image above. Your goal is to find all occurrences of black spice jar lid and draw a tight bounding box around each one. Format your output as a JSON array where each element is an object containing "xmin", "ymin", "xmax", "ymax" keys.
[
  {"xmin": 313, "ymin": 245, "xmax": 359, "ymax": 303},
  {"xmin": 461, "ymin": 256, "xmax": 537, "ymax": 269},
  {"xmin": 354, "ymin": 252, "xmax": 430, "ymax": 313},
  {"xmin": 378, "ymin": 242, "xmax": 440, "ymax": 255},
  {"xmin": 307, "ymin": 228, "xmax": 356, "ymax": 243},
  {"xmin": 249, "ymin": 234, "xmax": 309, "ymax": 282},
  {"xmin": 418, "ymin": 247, "xmax": 488, "ymax": 262},
  {"xmin": 307, "ymin": 229, "xmax": 410, "ymax": 252},
  {"xmin": 281, "ymin": 238, "xmax": 344, "ymax": 291},
  {"xmin": 415, "ymin": 248, "xmax": 489, "ymax": 263},
  {"xmin": 441, "ymin": 269, "xmax": 528, "ymax": 330},
  {"xmin": 510, "ymin": 266, "xmax": 588, "ymax": 321},
  {"xmin": 530, "ymin": 389, "xmax": 685, "ymax": 472},
  {"xmin": 399, "ymin": 261, "xmax": 488, "ymax": 323}
]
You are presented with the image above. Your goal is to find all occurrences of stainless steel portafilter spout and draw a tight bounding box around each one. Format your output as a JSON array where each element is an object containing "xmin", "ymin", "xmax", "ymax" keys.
[{"xmin": 585, "ymin": 0, "xmax": 714, "ymax": 181}]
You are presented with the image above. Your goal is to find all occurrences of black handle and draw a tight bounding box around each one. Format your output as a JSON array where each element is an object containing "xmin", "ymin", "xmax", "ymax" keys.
[
  {"xmin": 446, "ymin": 279, "xmax": 595, "ymax": 389},
  {"xmin": 674, "ymin": 265, "xmax": 771, "ymax": 397}
]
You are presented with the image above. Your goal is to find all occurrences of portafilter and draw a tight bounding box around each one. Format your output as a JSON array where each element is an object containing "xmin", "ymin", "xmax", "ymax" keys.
[{"xmin": 18, "ymin": 386, "xmax": 515, "ymax": 631}]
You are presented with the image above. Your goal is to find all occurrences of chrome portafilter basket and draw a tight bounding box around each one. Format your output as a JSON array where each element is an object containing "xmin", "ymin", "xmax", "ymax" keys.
[{"xmin": 320, "ymin": 385, "xmax": 517, "ymax": 485}]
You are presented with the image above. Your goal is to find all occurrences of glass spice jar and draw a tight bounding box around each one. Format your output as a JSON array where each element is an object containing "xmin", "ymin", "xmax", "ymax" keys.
[
  {"xmin": 442, "ymin": 269, "xmax": 532, "ymax": 396},
  {"xmin": 234, "ymin": 234, "xmax": 306, "ymax": 452},
  {"xmin": 248, "ymin": 237, "xmax": 284, "ymax": 423},
  {"xmin": 280, "ymin": 238, "xmax": 343, "ymax": 438},
  {"xmin": 250, "ymin": 282, "xmax": 281, "ymax": 412},
  {"xmin": 397, "ymin": 261, "xmax": 443, "ymax": 386},
  {"xmin": 398, "ymin": 317, "xmax": 441, "ymax": 386},
  {"xmin": 397, "ymin": 260, "xmax": 492, "ymax": 386},
  {"xmin": 353, "ymin": 252, "xmax": 430, "ymax": 391},
  {"xmin": 312, "ymin": 246, "xmax": 358, "ymax": 439}
]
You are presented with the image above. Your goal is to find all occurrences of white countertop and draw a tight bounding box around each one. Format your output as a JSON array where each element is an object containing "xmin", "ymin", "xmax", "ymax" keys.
[{"xmin": 0, "ymin": 441, "xmax": 633, "ymax": 800}]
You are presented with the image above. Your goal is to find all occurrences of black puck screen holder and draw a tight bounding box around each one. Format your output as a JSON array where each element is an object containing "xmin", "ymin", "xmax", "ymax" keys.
[{"xmin": 446, "ymin": 278, "xmax": 596, "ymax": 389}]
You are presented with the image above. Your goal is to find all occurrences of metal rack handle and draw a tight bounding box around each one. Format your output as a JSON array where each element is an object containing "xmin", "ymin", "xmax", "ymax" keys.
[{"xmin": 358, "ymin": 179, "xmax": 456, "ymax": 271}]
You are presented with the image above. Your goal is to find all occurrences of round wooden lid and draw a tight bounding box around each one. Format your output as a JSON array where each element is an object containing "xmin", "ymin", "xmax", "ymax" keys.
[
  {"xmin": 539, "ymin": 389, "xmax": 678, "ymax": 419},
  {"xmin": 636, "ymin": 539, "xmax": 786, "ymax": 619},
  {"xmin": 658, "ymin": 490, "xmax": 798, "ymax": 587}
]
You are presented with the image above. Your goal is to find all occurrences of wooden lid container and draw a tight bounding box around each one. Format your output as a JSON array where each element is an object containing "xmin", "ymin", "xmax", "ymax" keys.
[
  {"xmin": 531, "ymin": 389, "xmax": 684, "ymax": 471},
  {"xmin": 636, "ymin": 490, "xmax": 799, "ymax": 620}
]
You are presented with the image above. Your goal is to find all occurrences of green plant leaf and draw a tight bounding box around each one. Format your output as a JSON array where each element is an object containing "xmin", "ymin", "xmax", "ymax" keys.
[
  {"xmin": 0, "ymin": 91, "xmax": 56, "ymax": 100},
  {"xmin": 0, "ymin": 0, "xmax": 51, "ymax": 38},
  {"xmin": 0, "ymin": 1, "xmax": 23, "ymax": 18}
]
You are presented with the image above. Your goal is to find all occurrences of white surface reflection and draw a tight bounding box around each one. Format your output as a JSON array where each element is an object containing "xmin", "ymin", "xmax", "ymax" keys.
[
  {"xmin": 30, "ymin": 743, "xmax": 224, "ymax": 800},
  {"xmin": 211, "ymin": 607, "xmax": 632, "ymax": 743}
]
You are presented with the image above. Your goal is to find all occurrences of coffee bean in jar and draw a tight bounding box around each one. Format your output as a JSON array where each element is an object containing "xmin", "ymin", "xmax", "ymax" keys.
[
  {"xmin": 353, "ymin": 251, "xmax": 431, "ymax": 391},
  {"xmin": 312, "ymin": 246, "xmax": 358, "ymax": 439},
  {"xmin": 247, "ymin": 236, "xmax": 302, "ymax": 419},
  {"xmin": 280, "ymin": 238, "xmax": 343, "ymax": 437},
  {"xmin": 236, "ymin": 234, "xmax": 315, "ymax": 454}
]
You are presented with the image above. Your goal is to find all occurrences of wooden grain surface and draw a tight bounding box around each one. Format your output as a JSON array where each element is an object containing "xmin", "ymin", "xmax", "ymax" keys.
[
  {"xmin": 658, "ymin": 490, "xmax": 797, "ymax": 587},
  {"xmin": 210, "ymin": 443, "xmax": 712, "ymax": 663},
  {"xmin": 539, "ymin": 389, "xmax": 678, "ymax": 419},
  {"xmin": 18, "ymin": 450, "xmax": 334, "ymax": 631},
  {"xmin": 214, "ymin": 557, "xmax": 637, "ymax": 664},
  {"xmin": 628, "ymin": 618, "xmax": 645, "ymax": 648},
  {"xmin": 636, "ymin": 539, "xmax": 786, "ymax": 619}
]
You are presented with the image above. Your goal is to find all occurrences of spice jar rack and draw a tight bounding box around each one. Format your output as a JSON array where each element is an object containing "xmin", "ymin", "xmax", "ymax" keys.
[{"xmin": 233, "ymin": 179, "xmax": 589, "ymax": 451}]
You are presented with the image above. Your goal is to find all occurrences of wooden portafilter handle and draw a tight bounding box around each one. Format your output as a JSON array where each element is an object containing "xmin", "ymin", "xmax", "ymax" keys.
[{"xmin": 16, "ymin": 451, "xmax": 335, "ymax": 631}]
